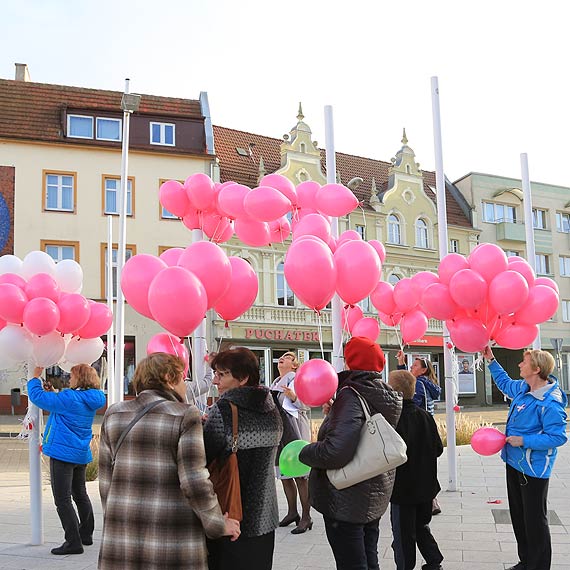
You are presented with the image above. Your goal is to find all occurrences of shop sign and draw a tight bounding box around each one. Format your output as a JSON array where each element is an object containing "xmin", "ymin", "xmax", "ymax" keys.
[
  {"xmin": 407, "ymin": 335, "xmax": 443, "ymax": 347},
  {"xmin": 244, "ymin": 328, "xmax": 320, "ymax": 342}
]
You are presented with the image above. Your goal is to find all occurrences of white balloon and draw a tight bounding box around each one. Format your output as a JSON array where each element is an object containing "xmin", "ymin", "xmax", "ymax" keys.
[
  {"xmin": 0, "ymin": 350, "xmax": 17, "ymax": 370},
  {"xmin": 32, "ymin": 332, "xmax": 66, "ymax": 367},
  {"xmin": 64, "ymin": 337, "xmax": 104, "ymax": 365},
  {"xmin": 0, "ymin": 255, "xmax": 23, "ymax": 276},
  {"xmin": 57, "ymin": 359, "xmax": 74, "ymax": 373},
  {"xmin": 55, "ymin": 259, "xmax": 83, "ymax": 294},
  {"xmin": 0, "ymin": 324, "xmax": 33, "ymax": 362},
  {"xmin": 22, "ymin": 251, "xmax": 56, "ymax": 280}
]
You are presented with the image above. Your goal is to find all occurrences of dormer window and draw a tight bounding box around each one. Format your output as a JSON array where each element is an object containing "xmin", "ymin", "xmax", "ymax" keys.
[
  {"xmin": 67, "ymin": 114, "xmax": 122, "ymax": 141},
  {"xmin": 68, "ymin": 115, "xmax": 93, "ymax": 139},
  {"xmin": 150, "ymin": 122, "xmax": 175, "ymax": 146},
  {"xmin": 96, "ymin": 118, "xmax": 122, "ymax": 141}
]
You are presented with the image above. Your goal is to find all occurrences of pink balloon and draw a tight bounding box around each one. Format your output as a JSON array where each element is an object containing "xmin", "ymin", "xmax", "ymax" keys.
[
  {"xmin": 488, "ymin": 270, "xmax": 529, "ymax": 315},
  {"xmin": 284, "ymin": 238, "xmax": 337, "ymax": 311},
  {"xmin": 294, "ymin": 359, "xmax": 338, "ymax": 407},
  {"xmin": 74, "ymin": 301, "xmax": 113, "ymax": 339},
  {"xmin": 235, "ymin": 218, "xmax": 270, "ymax": 247},
  {"xmin": 269, "ymin": 216, "xmax": 291, "ymax": 243},
  {"xmin": 508, "ymin": 260, "xmax": 535, "ymax": 287},
  {"xmin": 507, "ymin": 255, "xmax": 526, "ymax": 265},
  {"xmin": 368, "ymin": 240, "xmax": 387, "ymax": 264},
  {"xmin": 534, "ymin": 276, "xmax": 559, "ymax": 294},
  {"xmin": 352, "ymin": 317, "xmax": 381, "ymax": 341},
  {"xmin": 178, "ymin": 242, "xmax": 232, "ymax": 309},
  {"xmin": 337, "ymin": 230, "xmax": 362, "ymax": 247},
  {"xmin": 378, "ymin": 311, "xmax": 403, "ymax": 326},
  {"xmin": 159, "ymin": 247, "xmax": 185, "ymax": 267},
  {"xmin": 202, "ymin": 213, "xmax": 234, "ymax": 243},
  {"xmin": 0, "ymin": 283, "xmax": 28, "ymax": 324},
  {"xmin": 259, "ymin": 174, "xmax": 298, "ymax": 208},
  {"xmin": 449, "ymin": 269, "xmax": 488, "ymax": 309},
  {"xmin": 217, "ymin": 183, "xmax": 250, "ymax": 220},
  {"xmin": 147, "ymin": 332, "xmax": 189, "ymax": 377},
  {"xmin": 0, "ymin": 273, "xmax": 26, "ymax": 288},
  {"xmin": 295, "ymin": 181, "xmax": 320, "ymax": 210},
  {"xmin": 438, "ymin": 253, "xmax": 470, "ymax": 285},
  {"xmin": 420, "ymin": 283, "xmax": 458, "ymax": 320},
  {"xmin": 214, "ymin": 257, "xmax": 259, "ymax": 322},
  {"xmin": 159, "ymin": 180, "xmax": 189, "ymax": 218},
  {"xmin": 148, "ymin": 267, "xmax": 207, "ymax": 337},
  {"xmin": 370, "ymin": 281, "xmax": 396, "ymax": 315},
  {"xmin": 513, "ymin": 285, "xmax": 559, "ymax": 325},
  {"xmin": 121, "ymin": 254, "xmax": 168, "ymax": 319},
  {"xmin": 292, "ymin": 213, "xmax": 331, "ymax": 243},
  {"xmin": 315, "ymin": 184, "xmax": 359, "ymax": 217},
  {"xmin": 495, "ymin": 323, "xmax": 539, "ymax": 349},
  {"xmin": 400, "ymin": 310, "xmax": 428, "ymax": 344},
  {"xmin": 57, "ymin": 293, "xmax": 91, "ymax": 334},
  {"xmin": 184, "ymin": 173, "xmax": 216, "ymax": 211},
  {"xmin": 448, "ymin": 318, "xmax": 490, "ymax": 353},
  {"xmin": 468, "ymin": 243, "xmax": 508, "ymax": 283},
  {"xmin": 243, "ymin": 186, "xmax": 291, "ymax": 222},
  {"xmin": 24, "ymin": 273, "xmax": 60, "ymax": 303},
  {"xmin": 471, "ymin": 427, "xmax": 506, "ymax": 456},
  {"xmin": 393, "ymin": 278, "xmax": 420, "ymax": 313},
  {"xmin": 23, "ymin": 298, "xmax": 60, "ymax": 336},
  {"xmin": 182, "ymin": 208, "xmax": 201, "ymax": 231},
  {"xmin": 342, "ymin": 305, "xmax": 364, "ymax": 332},
  {"xmin": 411, "ymin": 271, "xmax": 440, "ymax": 295},
  {"xmin": 335, "ymin": 241, "xmax": 381, "ymax": 305}
]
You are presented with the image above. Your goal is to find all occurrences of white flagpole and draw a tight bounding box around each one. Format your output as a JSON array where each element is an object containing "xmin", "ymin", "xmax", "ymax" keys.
[
  {"xmin": 106, "ymin": 215, "xmax": 116, "ymax": 404},
  {"xmin": 28, "ymin": 361, "xmax": 43, "ymax": 544},
  {"xmin": 431, "ymin": 76, "xmax": 457, "ymax": 491},
  {"xmin": 520, "ymin": 153, "xmax": 540, "ymax": 350},
  {"xmin": 324, "ymin": 106, "xmax": 343, "ymax": 372}
]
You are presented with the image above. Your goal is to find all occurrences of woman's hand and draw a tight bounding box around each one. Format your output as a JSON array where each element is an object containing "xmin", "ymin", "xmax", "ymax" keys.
[
  {"xmin": 223, "ymin": 513, "xmax": 241, "ymax": 541},
  {"xmin": 33, "ymin": 366, "xmax": 44, "ymax": 379},
  {"xmin": 322, "ymin": 399, "xmax": 333, "ymax": 415},
  {"xmin": 506, "ymin": 436, "xmax": 523, "ymax": 447},
  {"xmin": 482, "ymin": 345, "xmax": 495, "ymax": 361},
  {"xmin": 282, "ymin": 386, "xmax": 297, "ymax": 402},
  {"xmin": 396, "ymin": 350, "xmax": 406, "ymax": 366}
]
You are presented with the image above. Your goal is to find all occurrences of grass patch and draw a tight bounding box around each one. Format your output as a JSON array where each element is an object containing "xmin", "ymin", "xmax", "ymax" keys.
[
  {"xmin": 437, "ymin": 414, "xmax": 492, "ymax": 446},
  {"xmin": 86, "ymin": 435, "xmax": 100, "ymax": 482}
]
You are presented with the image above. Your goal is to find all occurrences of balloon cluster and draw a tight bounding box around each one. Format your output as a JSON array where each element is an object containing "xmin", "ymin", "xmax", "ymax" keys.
[
  {"xmin": 0, "ymin": 252, "xmax": 112, "ymax": 370},
  {"xmin": 121, "ymin": 241, "xmax": 258, "ymax": 338},
  {"xmin": 415, "ymin": 243, "xmax": 559, "ymax": 353},
  {"xmin": 159, "ymin": 173, "xmax": 359, "ymax": 246}
]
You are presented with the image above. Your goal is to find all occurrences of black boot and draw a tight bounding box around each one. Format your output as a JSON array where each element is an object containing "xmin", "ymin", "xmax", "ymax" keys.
[{"xmin": 51, "ymin": 542, "xmax": 84, "ymax": 555}]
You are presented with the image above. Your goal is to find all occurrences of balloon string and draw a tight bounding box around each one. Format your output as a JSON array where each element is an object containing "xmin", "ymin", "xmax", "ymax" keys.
[
  {"xmin": 315, "ymin": 311, "xmax": 325, "ymax": 359},
  {"xmin": 356, "ymin": 202, "xmax": 367, "ymax": 236},
  {"xmin": 394, "ymin": 321, "xmax": 404, "ymax": 351}
]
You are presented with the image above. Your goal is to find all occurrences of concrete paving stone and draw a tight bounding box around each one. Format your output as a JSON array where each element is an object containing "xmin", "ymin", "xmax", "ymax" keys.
[
  {"xmin": 463, "ymin": 549, "xmax": 518, "ymax": 563},
  {"xmin": 437, "ymin": 539, "xmax": 502, "ymax": 551}
]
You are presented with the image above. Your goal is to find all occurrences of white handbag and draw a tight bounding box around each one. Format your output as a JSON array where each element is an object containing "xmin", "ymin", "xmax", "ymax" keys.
[{"xmin": 327, "ymin": 386, "xmax": 407, "ymax": 490}]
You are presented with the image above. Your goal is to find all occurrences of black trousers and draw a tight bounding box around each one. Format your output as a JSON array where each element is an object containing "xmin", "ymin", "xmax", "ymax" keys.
[
  {"xmin": 390, "ymin": 501, "xmax": 443, "ymax": 570},
  {"xmin": 506, "ymin": 464, "xmax": 551, "ymax": 570},
  {"xmin": 207, "ymin": 530, "xmax": 275, "ymax": 570},
  {"xmin": 50, "ymin": 458, "xmax": 94, "ymax": 547},
  {"xmin": 323, "ymin": 516, "xmax": 380, "ymax": 570}
]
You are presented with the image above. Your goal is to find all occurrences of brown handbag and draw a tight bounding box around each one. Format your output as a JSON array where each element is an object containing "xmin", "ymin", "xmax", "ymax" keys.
[{"xmin": 207, "ymin": 402, "xmax": 243, "ymax": 521}]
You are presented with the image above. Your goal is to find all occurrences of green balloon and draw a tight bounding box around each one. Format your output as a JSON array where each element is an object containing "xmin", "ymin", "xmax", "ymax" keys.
[{"xmin": 279, "ymin": 439, "xmax": 311, "ymax": 477}]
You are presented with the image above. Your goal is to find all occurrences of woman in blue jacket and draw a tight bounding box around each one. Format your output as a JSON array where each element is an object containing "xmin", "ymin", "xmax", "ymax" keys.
[
  {"xmin": 483, "ymin": 346, "xmax": 568, "ymax": 570},
  {"xmin": 28, "ymin": 364, "xmax": 106, "ymax": 556}
]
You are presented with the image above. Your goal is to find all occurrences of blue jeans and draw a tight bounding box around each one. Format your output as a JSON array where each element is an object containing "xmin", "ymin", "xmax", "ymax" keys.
[
  {"xmin": 50, "ymin": 458, "xmax": 94, "ymax": 547},
  {"xmin": 323, "ymin": 516, "xmax": 380, "ymax": 570}
]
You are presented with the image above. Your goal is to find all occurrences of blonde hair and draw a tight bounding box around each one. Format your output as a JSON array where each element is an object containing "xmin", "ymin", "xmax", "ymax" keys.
[
  {"xmin": 524, "ymin": 349, "xmax": 555, "ymax": 380},
  {"xmin": 70, "ymin": 364, "xmax": 101, "ymax": 389},
  {"xmin": 132, "ymin": 353, "xmax": 185, "ymax": 395},
  {"xmin": 389, "ymin": 370, "xmax": 416, "ymax": 400},
  {"xmin": 281, "ymin": 351, "xmax": 300, "ymax": 371}
]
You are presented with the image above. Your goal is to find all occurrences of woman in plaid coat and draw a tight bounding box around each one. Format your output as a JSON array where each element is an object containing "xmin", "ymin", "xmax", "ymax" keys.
[{"xmin": 98, "ymin": 353, "xmax": 240, "ymax": 569}]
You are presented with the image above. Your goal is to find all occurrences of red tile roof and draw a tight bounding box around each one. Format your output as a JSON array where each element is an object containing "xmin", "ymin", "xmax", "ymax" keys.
[{"xmin": 213, "ymin": 125, "xmax": 472, "ymax": 228}]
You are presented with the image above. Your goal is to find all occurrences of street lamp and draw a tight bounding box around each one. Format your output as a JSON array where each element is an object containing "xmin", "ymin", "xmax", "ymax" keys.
[{"xmin": 114, "ymin": 79, "xmax": 141, "ymax": 404}]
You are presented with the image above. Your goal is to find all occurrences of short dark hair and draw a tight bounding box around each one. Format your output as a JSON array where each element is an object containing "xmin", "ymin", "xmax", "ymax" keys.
[{"xmin": 211, "ymin": 347, "xmax": 260, "ymax": 386}]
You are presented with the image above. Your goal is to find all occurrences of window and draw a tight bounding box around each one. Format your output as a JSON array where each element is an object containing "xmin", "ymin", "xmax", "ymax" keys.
[
  {"xmin": 560, "ymin": 256, "xmax": 570, "ymax": 277},
  {"xmin": 96, "ymin": 117, "xmax": 122, "ymax": 141},
  {"xmin": 415, "ymin": 218, "xmax": 429, "ymax": 248},
  {"xmin": 556, "ymin": 212, "xmax": 570, "ymax": 233},
  {"xmin": 387, "ymin": 214, "xmax": 402, "ymax": 244},
  {"xmin": 355, "ymin": 225, "xmax": 366, "ymax": 239},
  {"xmin": 532, "ymin": 208, "xmax": 547, "ymax": 229},
  {"xmin": 101, "ymin": 243, "xmax": 137, "ymax": 298},
  {"xmin": 43, "ymin": 171, "xmax": 76, "ymax": 212},
  {"xmin": 449, "ymin": 239, "xmax": 459, "ymax": 253},
  {"xmin": 535, "ymin": 254, "xmax": 550, "ymax": 275},
  {"xmin": 276, "ymin": 262, "xmax": 295, "ymax": 306},
  {"xmin": 358, "ymin": 297, "xmax": 371, "ymax": 313},
  {"xmin": 388, "ymin": 274, "xmax": 402, "ymax": 286},
  {"xmin": 505, "ymin": 250, "xmax": 520, "ymax": 258},
  {"xmin": 150, "ymin": 122, "xmax": 175, "ymax": 146},
  {"xmin": 483, "ymin": 201, "xmax": 516, "ymax": 223},
  {"xmin": 67, "ymin": 114, "xmax": 93, "ymax": 138},
  {"xmin": 562, "ymin": 300, "xmax": 570, "ymax": 322},
  {"xmin": 41, "ymin": 240, "xmax": 79, "ymax": 262},
  {"xmin": 103, "ymin": 176, "xmax": 134, "ymax": 216}
]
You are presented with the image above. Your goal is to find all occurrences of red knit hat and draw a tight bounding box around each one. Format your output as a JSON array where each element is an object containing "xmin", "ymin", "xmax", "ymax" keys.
[{"xmin": 344, "ymin": 336, "xmax": 385, "ymax": 372}]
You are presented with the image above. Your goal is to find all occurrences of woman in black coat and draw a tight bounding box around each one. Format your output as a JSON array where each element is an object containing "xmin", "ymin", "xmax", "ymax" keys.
[{"xmin": 299, "ymin": 337, "xmax": 403, "ymax": 570}]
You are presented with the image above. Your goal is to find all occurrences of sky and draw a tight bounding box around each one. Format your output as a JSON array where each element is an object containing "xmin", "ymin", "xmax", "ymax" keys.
[{"xmin": 2, "ymin": 0, "xmax": 569, "ymax": 187}]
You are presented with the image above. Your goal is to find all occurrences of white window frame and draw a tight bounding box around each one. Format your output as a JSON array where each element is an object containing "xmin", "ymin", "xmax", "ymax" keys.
[
  {"xmin": 562, "ymin": 300, "xmax": 570, "ymax": 323},
  {"xmin": 415, "ymin": 218, "xmax": 429, "ymax": 248},
  {"xmin": 45, "ymin": 173, "xmax": 75, "ymax": 212},
  {"xmin": 96, "ymin": 117, "xmax": 122, "ymax": 141},
  {"xmin": 67, "ymin": 114, "xmax": 93, "ymax": 139},
  {"xmin": 276, "ymin": 262, "xmax": 295, "ymax": 307},
  {"xmin": 560, "ymin": 256, "xmax": 570, "ymax": 277},
  {"xmin": 532, "ymin": 208, "xmax": 548, "ymax": 230},
  {"xmin": 355, "ymin": 225, "xmax": 366, "ymax": 239},
  {"xmin": 535, "ymin": 254, "xmax": 550, "ymax": 275},
  {"xmin": 505, "ymin": 250, "xmax": 520, "ymax": 258},
  {"xmin": 161, "ymin": 206, "xmax": 178, "ymax": 219},
  {"xmin": 104, "ymin": 177, "xmax": 133, "ymax": 216},
  {"xmin": 150, "ymin": 122, "xmax": 176, "ymax": 146},
  {"xmin": 556, "ymin": 212, "xmax": 570, "ymax": 233},
  {"xmin": 483, "ymin": 201, "xmax": 516, "ymax": 223},
  {"xmin": 105, "ymin": 246, "xmax": 135, "ymax": 299},
  {"xmin": 45, "ymin": 244, "xmax": 75, "ymax": 262},
  {"xmin": 388, "ymin": 214, "xmax": 402, "ymax": 245},
  {"xmin": 388, "ymin": 274, "xmax": 402, "ymax": 286},
  {"xmin": 449, "ymin": 239, "xmax": 459, "ymax": 253}
]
